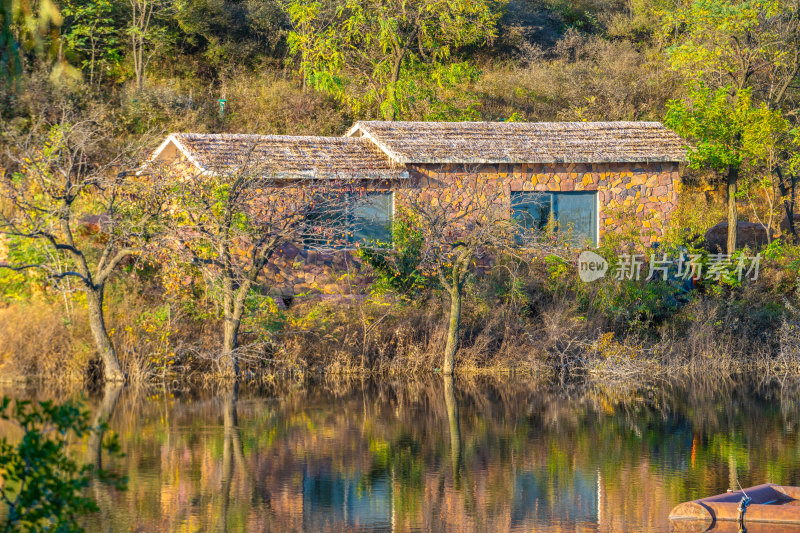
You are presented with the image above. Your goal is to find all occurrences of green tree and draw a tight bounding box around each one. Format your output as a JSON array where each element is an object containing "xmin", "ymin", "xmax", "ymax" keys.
[
  {"xmin": 61, "ymin": 0, "xmax": 121, "ymax": 85},
  {"xmin": 665, "ymin": 84, "xmax": 792, "ymax": 248},
  {"xmin": 286, "ymin": 0, "xmax": 504, "ymax": 120},
  {"xmin": 127, "ymin": 0, "xmax": 169, "ymax": 90},
  {"xmin": 171, "ymin": 0, "xmax": 287, "ymax": 69},
  {"xmin": 0, "ymin": 396, "xmax": 125, "ymax": 532},
  {"xmin": 660, "ymin": 0, "xmax": 800, "ymax": 252},
  {"xmin": 358, "ymin": 208, "xmax": 428, "ymax": 298}
]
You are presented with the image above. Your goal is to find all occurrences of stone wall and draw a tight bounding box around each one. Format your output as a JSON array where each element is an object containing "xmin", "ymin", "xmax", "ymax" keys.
[
  {"xmin": 406, "ymin": 161, "xmax": 681, "ymax": 244},
  {"xmin": 264, "ymin": 161, "xmax": 683, "ymax": 296}
]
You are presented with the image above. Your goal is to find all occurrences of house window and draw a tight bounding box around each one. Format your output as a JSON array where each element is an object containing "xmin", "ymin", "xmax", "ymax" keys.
[
  {"xmin": 304, "ymin": 192, "xmax": 393, "ymax": 249},
  {"xmin": 511, "ymin": 191, "xmax": 597, "ymax": 246}
]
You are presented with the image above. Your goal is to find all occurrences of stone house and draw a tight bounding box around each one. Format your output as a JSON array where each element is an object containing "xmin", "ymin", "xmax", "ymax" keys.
[
  {"xmin": 345, "ymin": 121, "xmax": 686, "ymax": 246},
  {"xmin": 152, "ymin": 121, "xmax": 686, "ymax": 294}
]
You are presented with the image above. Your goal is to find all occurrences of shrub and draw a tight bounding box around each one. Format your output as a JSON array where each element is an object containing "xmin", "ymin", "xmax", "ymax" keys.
[
  {"xmin": 359, "ymin": 210, "xmax": 430, "ymax": 299},
  {"xmin": 0, "ymin": 397, "xmax": 125, "ymax": 532}
]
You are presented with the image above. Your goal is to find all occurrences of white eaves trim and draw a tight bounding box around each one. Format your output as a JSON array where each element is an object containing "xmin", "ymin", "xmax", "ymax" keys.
[
  {"xmin": 149, "ymin": 133, "xmax": 213, "ymax": 175},
  {"xmin": 344, "ymin": 123, "xmax": 408, "ymax": 165}
]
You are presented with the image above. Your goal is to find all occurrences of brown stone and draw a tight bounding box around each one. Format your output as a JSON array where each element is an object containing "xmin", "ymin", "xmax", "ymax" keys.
[
  {"xmin": 704, "ymin": 221, "xmax": 772, "ymax": 251},
  {"xmin": 281, "ymin": 242, "xmax": 300, "ymax": 260},
  {"xmin": 630, "ymin": 175, "xmax": 646, "ymax": 187}
]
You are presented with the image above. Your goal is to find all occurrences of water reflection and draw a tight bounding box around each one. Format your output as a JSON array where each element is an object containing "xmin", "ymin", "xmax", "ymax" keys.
[
  {"xmin": 3, "ymin": 377, "xmax": 800, "ymax": 532},
  {"xmin": 87, "ymin": 383, "xmax": 123, "ymax": 533}
]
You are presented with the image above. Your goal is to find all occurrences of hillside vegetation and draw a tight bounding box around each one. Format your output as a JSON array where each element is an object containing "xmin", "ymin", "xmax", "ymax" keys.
[{"xmin": 1, "ymin": 0, "xmax": 800, "ymax": 384}]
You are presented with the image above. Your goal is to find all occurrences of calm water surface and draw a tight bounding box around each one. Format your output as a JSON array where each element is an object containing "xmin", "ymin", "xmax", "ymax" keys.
[{"xmin": 3, "ymin": 377, "xmax": 800, "ymax": 532}]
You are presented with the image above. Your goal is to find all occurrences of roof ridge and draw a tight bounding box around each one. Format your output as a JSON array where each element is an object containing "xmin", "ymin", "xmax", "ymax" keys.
[
  {"xmin": 347, "ymin": 119, "xmax": 686, "ymax": 164},
  {"xmin": 152, "ymin": 131, "xmax": 406, "ymax": 178},
  {"xmin": 174, "ymin": 132, "xmax": 370, "ymax": 142},
  {"xmin": 351, "ymin": 120, "xmax": 668, "ymax": 126}
]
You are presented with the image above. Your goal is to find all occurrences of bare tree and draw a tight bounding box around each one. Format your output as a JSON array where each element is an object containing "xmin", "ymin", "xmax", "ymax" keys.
[
  {"xmin": 160, "ymin": 147, "xmax": 355, "ymax": 377},
  {"xmin": 398, "ymin": 171, "xmax": 552, "ymax": 375},
  {"xmin": 0, "ymin": 115, "xmax": 165, "ymax": 382}
]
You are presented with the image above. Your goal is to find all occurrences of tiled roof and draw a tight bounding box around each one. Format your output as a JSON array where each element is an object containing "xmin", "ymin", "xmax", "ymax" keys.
[
  {"xmin": 346, "ymin": 121, "xmax": 688, "ymax": 164},
  {"xmin": 151, "ymin": 133, "xmax": 407, "ymax": 179}
]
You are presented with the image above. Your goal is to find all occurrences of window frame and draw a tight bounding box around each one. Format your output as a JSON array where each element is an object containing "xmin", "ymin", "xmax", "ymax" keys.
[{"xmin": 510, "ymin": 190, "xmax": 598, "ymax": 247}]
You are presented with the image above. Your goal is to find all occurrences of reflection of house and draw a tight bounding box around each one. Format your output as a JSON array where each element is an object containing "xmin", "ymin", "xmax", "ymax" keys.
[
  {"xmin": 302, "ymin": 470, "xmax": 392, "ymax": 531},
  {"xmin": 152, "ymin": 121, "xmax": 686, "ymax": 293},
  {"xmin": 511, "ymin": 468, "xmax": 598, "ymax": 527}
]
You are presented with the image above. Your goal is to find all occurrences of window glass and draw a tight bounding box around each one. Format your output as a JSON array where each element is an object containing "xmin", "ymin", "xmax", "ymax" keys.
[
  {"xmin": 511, "ymin": 192, "xmax": 551, "ymax": 231},
  {"xmin": 303, "ymin": 201, "xmax": 348, "ymax": 249},
  {"xmin": 510, "ymin": 191, "xmax": 597, "ymax": 246},
  {"xmin": 553, "ymin": 192, "xmax": 596, "ymax": 247},
  {"xmin": 349, "ymin": 192, "xmax": 392, "ymax": 246},
  {"xmin": 303, "ymin": 192, "xmax": 393, "ymax": 249}
]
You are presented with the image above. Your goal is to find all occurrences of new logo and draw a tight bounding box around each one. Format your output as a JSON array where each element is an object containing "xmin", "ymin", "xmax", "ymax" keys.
[{"xmin": 578, "ymin": 251, "xmax": 608, "ymax": 282}]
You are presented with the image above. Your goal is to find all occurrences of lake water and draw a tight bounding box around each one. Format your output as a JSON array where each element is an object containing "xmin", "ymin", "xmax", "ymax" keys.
[{"xmin": 2, "ymin": 376, "xmax": 800, "ymax": 532}]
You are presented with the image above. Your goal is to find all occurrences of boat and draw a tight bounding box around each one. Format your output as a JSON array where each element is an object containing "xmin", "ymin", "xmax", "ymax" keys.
[{"xmin": 670, "ymin": 484, "xmax": 800, "ymax": 531}]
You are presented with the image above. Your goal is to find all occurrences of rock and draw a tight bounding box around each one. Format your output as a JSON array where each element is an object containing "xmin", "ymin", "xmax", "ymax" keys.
[
  {"xmin": 322, "ymin": 283, "xmax": 340, "ymax": 294},
  {"xmin": 281, "ymin": 242, "xmax": 300, "ymax": 260},
  {"xmin": 704, "ymin": 221, "xmax": 772, "ymax": 252},
  {"xmin": 780, "ymin": 214, "xmax": 800, "ymax": 237}
]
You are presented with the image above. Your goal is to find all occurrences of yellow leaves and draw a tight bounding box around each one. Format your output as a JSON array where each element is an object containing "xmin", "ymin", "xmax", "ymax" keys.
[{"xmin": 596, "ymin": 332, "xmax": 641, "ymax": 361}]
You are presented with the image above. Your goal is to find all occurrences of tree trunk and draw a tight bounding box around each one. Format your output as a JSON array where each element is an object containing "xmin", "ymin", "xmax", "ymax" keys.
[
  {"xmin": 776, "ymin": 167, "xmax": 799, "ymax": 242},
  {"xmin": 384, "ymin": 50, "xmax": 405, "ymax": 121},
  {"xmin": 442, "ymin": 287, "xmax": 461, "ymax": 376},
  {"xmin": 726, "ymin": 165, "xmax": 739, "ymax": 254},
  {"xmin": 89, "ymin": 40, "xmax": 96, "ymax": 85},
  {"xmin": 86, "ymin": 287, "xmax": 125, "ymax": 382},
  {"xmin": 221, "ymin": 289, "xmax": 243, "ymax": 378},
  {"xmin": 136, "ymin": 45, "xmax": 143, "ymax": 90},
  {"xmin": 221, "ymin": 318, "xmax": 240, "ymax": 377}
]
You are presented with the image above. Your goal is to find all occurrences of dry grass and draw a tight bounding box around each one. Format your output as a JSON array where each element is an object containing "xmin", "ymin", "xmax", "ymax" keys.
[
  {"xmin": 0, "ymin": 301, "xmax": 93, "ymax": 384},
  {"xmin": 2, "ymin": 253, "xmax": 799, "ymax": 387}
]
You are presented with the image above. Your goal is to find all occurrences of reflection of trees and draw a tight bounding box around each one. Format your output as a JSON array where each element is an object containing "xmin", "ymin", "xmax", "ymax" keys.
[
  {"xmin": 444, "ymin": 376, "xmax": 461, "ymax": 485},
  {"xmin": 86, "ymin": 383, "xmax": 123, "ymax": 468},
  {"xmin": 86, "ymin": 383, "xmax": 123, "ymax": 533},
  {"xmin": 217, "ymin": 382, "xmax": 237, "ymax": 532},
  {"xmin": 71, "ymin": 376, "xmax": 800, "ymax": 532},
  {"xmin": 217, "ymin": 381, "xmax": 261, "ymax": 533}
]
